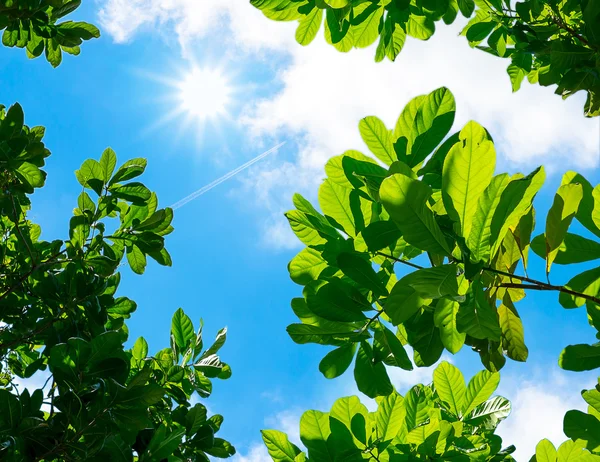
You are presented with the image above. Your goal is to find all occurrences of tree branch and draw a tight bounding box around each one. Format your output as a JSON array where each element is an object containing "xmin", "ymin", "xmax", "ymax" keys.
[{"xmin": 376, "ymin": 252, "xmax": 425, "ymax": 270}]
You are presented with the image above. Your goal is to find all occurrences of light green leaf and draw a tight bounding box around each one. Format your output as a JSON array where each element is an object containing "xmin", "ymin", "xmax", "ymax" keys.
[
  {"xmin": 443, "ymin": 121, "xmax": 496, "ymax": 238},
  {"xmin": 261, "ymin": 430, "xmax": 302, "ymax": 461},
  {"xmin": 376, "ymin": 391, "xmax": 405, "ymax": 442},
  {"xmin": 380, "ymin": 174, "xmax": 451, "ymax": 255},
  {"xmin": 171, "ymin": 308, "xmax": 195, "ymax": 351},
  {"xmin": 358, "ymin": 116, "xmax": 396, "ymax": 165},
  {"xmin": 300, "ymin": 410, "xmax": 333, "ymax": 461},
  {"xmin": 288, "ymin": 247, "xmax": 328, "ymax": 285},
  {"xmin": 319, "ymin": 179, "xmax": 371, "ymax": 236},
  {"xmin": 352, "ymin": 3, "xmax": 384, "ymax": 48},
  {"xmin": 562, "ymin": 171, "xmax": 600, "ymax": 238},
  {"xmin": 498, "ymin": 302, "xmax": 528, "ymax": 362},
  {"xmin": 489, "ymin": 167, "xmax": 545, "ymax": 259},
  {"xmin": 406, "ymin": 14, "xmax": 435, "ymax": 40},
  {"xmin": 296, "ymin": 7, "xmax": 322, "ymax": 45},
  {"xmin": 132, "ymin": 337, "xmax": 148, "ymax": 361},
  {"xmin": 433, "ymin": 361, "xmax": 466, "ymax": 416},
  {"xmin": 545, "ymin": 183, "xmax": 583, "ymax": 273},
  {"xmin": 535, "ymin": 439, "xmax": 557, "ymax": 462},
  {"xmin": 462, "ymin": 369, "xmax": 500, "ymax": 416},
  {"xmin": 463, "ymin": 395, "xmax": 511, "ymax": 430},
  {"xmin": 99, "ymin": 147, "xmax": 117, "ymax": 183},
  {"xmin": 434, "ymin": 298, "xmax": 465, "ymax": 354},
  {"xmin": 404, "ymin": 384, "xmax": 433, "ymax": 431},
  {"xmin": 456, "ymin": 287, "xmax": 501, "ymax": 342},
  {"xmin": 126, "ymin": 244, "xmax": 146, "ymax": 275}
]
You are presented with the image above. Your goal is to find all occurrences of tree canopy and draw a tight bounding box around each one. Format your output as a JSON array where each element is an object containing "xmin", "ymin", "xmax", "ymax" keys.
[
  {"xmin": 268, "ymin": 86, "xmax": 600, "ymax": 460},
  {"xmin": 0, "ymin": 103, "xmax": 235, "ymax": 460},
  {"xmin": 252, "ymin": 0, "xmax": 600, "ymax": 117},
  {"xmin": 0, "ymin": 0, "xmax": 99, "ymax": 67}
]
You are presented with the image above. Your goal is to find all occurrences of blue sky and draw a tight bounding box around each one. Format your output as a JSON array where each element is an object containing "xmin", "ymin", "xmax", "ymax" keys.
[{"xmin": 5, "ymin": 1, "xmax": 600, "ymax": 460}]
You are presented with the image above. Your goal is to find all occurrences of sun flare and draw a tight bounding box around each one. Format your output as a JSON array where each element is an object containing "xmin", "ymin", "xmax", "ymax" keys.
[{"xmin": 177, "ymin": 67, "xmax": 233, "ymax": 121}]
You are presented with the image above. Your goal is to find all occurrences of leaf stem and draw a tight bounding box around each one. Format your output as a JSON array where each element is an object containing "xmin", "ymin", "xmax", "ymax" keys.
[{"xmin": 376, "ymin": 252, "xmax": 425, "ymax": 270}]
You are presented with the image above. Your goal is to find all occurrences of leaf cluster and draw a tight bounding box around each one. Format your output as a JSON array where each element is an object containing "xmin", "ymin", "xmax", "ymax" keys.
[
  {"xmin": 0, "ymin": 0, "xmax": 100, "ymax": 67},
  {"xmin": 0, "ymin": 104, "xmax": 235, "ymax": 460},
  {"xmin": 262, "ymin": 361, "xmax": 516, "ymax": 461},
  {"xmin": 251, "ymin": 0, "xmax": 600, "ymax": 116}
]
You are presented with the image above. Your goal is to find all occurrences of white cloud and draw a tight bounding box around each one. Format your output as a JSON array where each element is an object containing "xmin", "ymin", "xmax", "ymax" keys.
[
  {"xmin": 98, "ymin": 0, "xmax": 297, "ymax": 54},
  {"xmin": 496, "ymin": 368, "xmax": 597, "ymax": 461},
  {"xmin": 233, "ymin": 444, "xmax": 271, "ymax": 462},
  {"xmin": 97, "ymin": 0, "xmax": 599, "ymax": 249}
]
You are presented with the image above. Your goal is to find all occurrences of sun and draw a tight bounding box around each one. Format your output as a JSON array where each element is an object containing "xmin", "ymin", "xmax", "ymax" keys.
[{"xmin": 176, "ymin": 67, "xmax": 233, "ymax": 121}]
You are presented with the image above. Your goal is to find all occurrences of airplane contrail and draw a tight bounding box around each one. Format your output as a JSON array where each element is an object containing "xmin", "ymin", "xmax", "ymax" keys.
[{"xmin": 170, "ymin": 141, "xmax": 286, "ymax": 210}]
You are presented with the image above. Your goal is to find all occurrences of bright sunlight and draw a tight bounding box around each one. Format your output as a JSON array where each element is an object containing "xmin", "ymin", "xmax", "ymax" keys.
[{"xmin": 177, "ymin": 67, "xmax": 233, "ymax": 121}]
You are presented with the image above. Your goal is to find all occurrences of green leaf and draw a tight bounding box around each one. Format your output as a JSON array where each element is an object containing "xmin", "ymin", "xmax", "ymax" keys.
[
  {"xmin": 132, "ymin": 337, "xmax": 148, "ymax": 361},
  {"xmin": 489, "ymin": 167, "xmax": 545, "ymax": 258},
  {"xmin": 458, "ymin": 0, "xmax": 475, "ymax": 17},
  {"xmin": 563, "ymin": 410, "xmax": 600, "ymax": 452},
  {"xmin": 296, "ymin": 7, "xmax": 322, "ymax": 45},
  {"xmin": 404, "ymin": 384, "xmax": 433, "ymax": 431},
  {"xmin": 545, "ymin": 183, "xmax": 583, "ymax": 273},
  {"xmin": 45, "ymin": 37, "xmax": 62, "ymax": 67},
  {"xmin": 532, "ymin": 233, "xmax": 600, "ymax": 265},
  {"xmin": 308, "ymin": 279, "xmax": 369, "ymax": 322},
  {"xmin": 110, "ymin": 158, "xmax": 148, "ymax": 185},
  {"xmin": 288, "ymin": 247, "xmax": 328, "ymax": 285},
  {"xmin": 287, "ymin": 323, "xmax": 368, "ymax": 346},
  {"xmin": 126, "ymin": 244, "xmax": 147, "ymax": 275},
  {"xmin": 144, "ymin": 424, "xmax": 185, "ymax": 460},
  {"xmin": 358, "ymin": 116, "xmax": 396, "ymax": 165},
  {"xmin": 406, "ymin": 14, "xmax": 435, "ymax": 40},
  {"xmin": 99, "ymin": 147, "xmax": 117, "ymax": 183},
  {"xmin": 329, "ymin": 395, "xmax": 369, "ymax": 448},
  {"xmin": 373, "ymin": 323, "xmax": 413, "ymax": 370},
  {"xmin": 384, "ymin": 277, "xmax": 428, "ymax": 325},
  {"xmin": 535, "ymin": 439, "xmax": 557, "ymax": 462},
  {"xmin": 561, "ymin": 171, "xmax": 600, "ymax": 238},
  {"xmin": 559, "ymin": 266, "xmax": 600, "ymax": 308},
  {"xmin": 261, "ymin": 429, "xmax": 302, "ymax": 461},
  {"xmin": 433, "ymin": 361, "xmax": 466, "ymax": 416},
  {"xmin": 76, "ymin": 158, "xmax": 104, "ymax": 195},
  {"xmin": 376, "ymin": 391, "xmax": 405, "ymax": 442},
  {"xmin": 319, "ymin": 179, "xmax": 371, "ymax": 237},
  {"xmin": 319, "ymin": 344, "xmax": 356, "ymax": 379},
  {"xmin": 300, "ymin": 410, "xmax": 333, "ymax": 461},
  {"xmin": 16, "ymin": 162, "xmax": 45, "ymax": 189},
  {"xmin": 171, "ymin": 308, "xmax": 195, "ymax": 351},
  {"xmin": 402, "ymin": 264, "xmax": 460, "ymax": 299},
  {"xmin": 463, "ymin": 395, "xmax": 511, "ymax": 430},
  {"xmin": 434, "ymin": 298, "xmax": 465, "ymax": 354},
  {"xmin": 443, "ymin": 121, "xmax": 496, "ymax": 239},
  {"xmin": 466, "ymin": 21, "xmax": 496, "ymax": 43},
  {"xmin": 361, "ymin": 220, "xmax": 402, "ymax": 253},
  {"xmin": 498, "ymin": 302, "xmax": 528, "ymax": 362},
  {"xmin": 185, "ymin": 404, "xmax": 207, "ymax": 436},
  {"xmin": 352, "ymin": 3, "xmax": 384, "ymax": 48},
  {"xmin": 457, "ymin": 287, "xmax": 501, "ymax": 342},
  {"xmin": 462, "ymin": 369, "xmax": 500, "ymax": 416},
  {"xmin": 380, "ymin": 174, "xmax": 451, "ymax": 255},
  {"xmin": 110, "ymin": 182, "xmax": 152, "ymax": 204},
  {"xmin": 354, "ymin": 341, "xmax": 393, "ymax": 398},
  {"xmin": 337, "ymin": 252, "xmax": 388, "ymax": 296},
  {"xmin": 559, "ymin": 343, "xmax": 600, "ymax": 372},
  {"xmin": 394, "ymin": 88, "xmax": 456, "ymax": 167}
]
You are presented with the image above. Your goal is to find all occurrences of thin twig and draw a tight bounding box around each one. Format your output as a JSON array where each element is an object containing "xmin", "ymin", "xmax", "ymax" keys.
[{"xmin": 376, "ymin": 252, "xmax": 425, "ymax": 270}]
